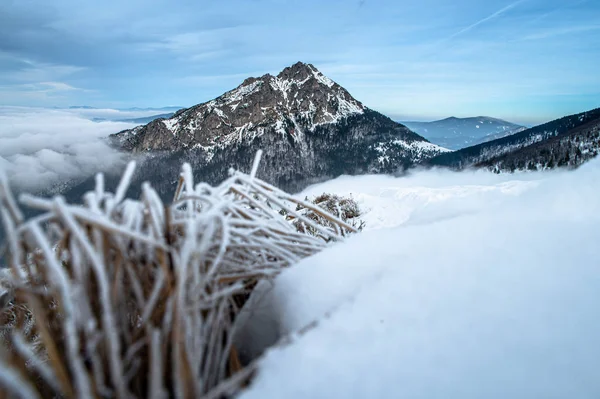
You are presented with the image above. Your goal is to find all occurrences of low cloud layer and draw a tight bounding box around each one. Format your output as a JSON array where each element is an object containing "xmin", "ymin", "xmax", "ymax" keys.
[{"xmin": 0, "ymin": 106, "xmax": 137, "ymax": 192}]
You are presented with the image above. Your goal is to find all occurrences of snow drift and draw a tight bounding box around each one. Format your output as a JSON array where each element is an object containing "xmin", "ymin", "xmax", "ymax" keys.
[{"xmin": 237, "ymin": 162, "xmax": 600, "ymax": 398}]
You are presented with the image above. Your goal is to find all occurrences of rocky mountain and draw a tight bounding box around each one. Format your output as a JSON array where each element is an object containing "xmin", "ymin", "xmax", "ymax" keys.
[
  {"xmin": 428, "ymin": 107, "xmax": 600, "ymax": 172},
  {"xmin": 402, "ymin": 117, "xmax": 525, "ymax": 150},
  {"xmin": 105, "ymin": 62, "xmax": 447, "ymax": 196}
]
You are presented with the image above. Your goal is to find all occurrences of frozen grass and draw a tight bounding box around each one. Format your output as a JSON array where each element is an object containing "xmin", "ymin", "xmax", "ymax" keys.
[
  {"xmin": 284, "ymin": 193, "xmax": 365, "ymax": 236},
  {"xmin": 0, "ymin": 151, "xmax": 355, "ymax": 399}
]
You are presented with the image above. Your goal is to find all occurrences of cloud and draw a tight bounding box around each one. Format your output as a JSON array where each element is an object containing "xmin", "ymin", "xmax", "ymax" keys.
[
  {"xmin": 0, "ymin": 106, "xmax": 136, "ymax": 192},
  {"xmin": 0, "ymin": 0, "xmax": 597, "ymax": 120},
  {"xmin": 2, "ymin": 81, "xmax": 85, "ymax": 94},
  {"xmin": 519, "ymin": 25, "xmax": 600, "ymax": 41},
  {"xmin": 443, "ymin": 0, "xmax": 527, "ymax": 42},
  {"xmin": 38, "ymin": 82, "xmax": 80, "ymax": 91},
  {"xmin": 0, "ymin": 82, "xmax": 89, "ymax": 108},
  {"xmin": 5, "ymin": 62, "xmax": 86, "ymax": 83},
  {"xmin": 0, "ymin": 52, "xmax": 88, "ymax": 106}
]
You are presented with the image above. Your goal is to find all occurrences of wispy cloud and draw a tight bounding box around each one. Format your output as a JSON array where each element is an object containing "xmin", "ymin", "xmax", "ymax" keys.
[
  {"xmin": 0, "ymin": 81, "xmax": 90, "ymax": 107},
  {"xmin": 30, "ymin": 81, "xmax": 83, "ymax": 92},
  {"xmin": 1, "ymin": 81, "xmax": 86, "ymax": 94},
  {"xmin": 1, "ymin": 60, "xmax": 85, "ymax": 83},
  {"xmin": 0, "ymin": 0, "xmax": 597, "ymax": 120},
  {"xmin": 519, "ymin": 25, "xmax": 600, "ymax": 41},
  {"xmin": 139, "ymin": 29, "xmax": 234, "ymax": 54},
  {"xmin": 444, "ymin": 0, "xmax": 527, "ymax": 42}
]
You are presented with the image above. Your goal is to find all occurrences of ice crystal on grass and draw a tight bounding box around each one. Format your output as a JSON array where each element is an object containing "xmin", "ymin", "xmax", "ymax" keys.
[
  {"xmin": 291, "ymin": 193, "xmax": 365, "ymax": 236},
  {"xmin": 0, "ymin": 152, "xmax": 355, "ymax": 399}
]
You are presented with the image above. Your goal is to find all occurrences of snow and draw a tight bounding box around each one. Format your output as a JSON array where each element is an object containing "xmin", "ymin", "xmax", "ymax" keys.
[
  {"xmin": 398, "ymin": 139, "xmax": 451, "ymax": 154},
  {"xmin": 374, "ymin": 140, "xmax": 450, "ymax": 165},
  {"xmin": 223, "ymin": 80, "xmax": 263, "ymax": 105},
  {"xmin": 213, "ymin": 107, "xmax": 227, "ymax": 119},
  {"xmin": 162, "ymin": 118, "xmax": 178, "ymax": 134},
  {"xmin": 335, "ymin": 96, "xmax": 364, "ymax": 118},
  {"xmin": 237, "ymin": 160, "xmax": 600, "ymax": 399},
  {"xmin": 299, "ymin": 170, "xmax": 539, "ymax": 231},
  {"xmin": 308, "ymin": 64, "xmax": 335, "ymax": 88},
  {"xmin": 274, "ymin": 120, "xmax": 286, "ymax": 137},
  {"xmin": 270, "ymin": 77, "xmax": 292, "ymax": 100}
]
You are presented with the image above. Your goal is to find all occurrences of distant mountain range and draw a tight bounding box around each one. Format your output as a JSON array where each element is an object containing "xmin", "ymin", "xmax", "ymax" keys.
[
  {"xmin": 66, "ymin": 106, "xmax": 183, "ymax": 112},
  {"xmin": 91, "ymin": 113, "xmax": 176, "ymax": 124},
  {"xmin": 402, "ymin": 117, "xmax": 526, "ymax": 150},
  {"xmin": 100, "ymin": 61, "xmax": 447, "ymax": 198},
  {"xmin": 63, "ymin": 106, "xmax": 182, "ymax": 124},
  {"xmin": 428, "ymin": 108, "xmax": 600, "ymax": 172}
]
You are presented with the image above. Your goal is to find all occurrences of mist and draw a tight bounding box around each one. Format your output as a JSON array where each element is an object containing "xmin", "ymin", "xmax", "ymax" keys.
[{"xmin": 0, "ymin": 106, "xmax": 137, "ymax": 192}]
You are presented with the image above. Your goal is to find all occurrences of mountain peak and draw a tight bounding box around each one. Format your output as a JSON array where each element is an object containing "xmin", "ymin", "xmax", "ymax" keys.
[
  {"xmin": 273, "ymin": 61, "xmax": 336, "ymax": 89},
  {"xmin": 107, "ymin": 63, "xmax": 448, "ymax": 194},
  {"xmin": 277, "ymin": 61, "xmax": 313, "ymax": 77},
  {"xmin": 280, "ymin": 61, "xmax": 313, "ymax": 73},
  {"xmin": 111, "ymin": 62, "xmax": 369, "ymax": 153},
  {"xmin": 110, "ymin": 62, "xmax": 448, "ymax": 169}
]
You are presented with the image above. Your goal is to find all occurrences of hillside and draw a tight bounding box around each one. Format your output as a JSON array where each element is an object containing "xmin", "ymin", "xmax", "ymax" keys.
[
  {"xmin": 428, "ymin": 108, "xmax": 600, "ymax": 171},
  {"xmin": 402, "ymin": 116, "xmax": 525, "ymax": 150}
]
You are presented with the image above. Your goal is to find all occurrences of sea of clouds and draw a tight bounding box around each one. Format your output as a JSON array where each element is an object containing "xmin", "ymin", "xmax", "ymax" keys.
[{"xmin": 0, "ymin": 106, "xmax": 145, "ymax": 192}]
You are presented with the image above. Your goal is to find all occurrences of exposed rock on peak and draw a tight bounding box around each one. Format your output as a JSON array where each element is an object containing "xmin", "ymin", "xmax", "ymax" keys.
[
  {"xmin": 111, "ymin": 62, "xmax": 368, "ymax": 153},
  {"xmin": 106, "ymin": 62, "xmax": 447, "ymax": 195}
]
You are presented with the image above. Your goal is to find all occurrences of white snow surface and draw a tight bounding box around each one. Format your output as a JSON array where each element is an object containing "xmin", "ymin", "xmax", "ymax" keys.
[
  {"xmin": 237, "ymin": 160, "xmax": 600, "ymax": 399},
  {"xmin": 375, "ymin": 140, "xmax": 450, "ymax": 165},
  {"xmin": 300, "ymin": 168, "xmax": 539, "ymax": 231},
  {"xmin": 161, "ymin": 118, "xmax": 178, "ymax": 134},
  {"xmin": 308, "ymin": 64, "xmax": 336, "ymax": 88},
  {"xmin": 398, "ymin": 139, "xmax": 452, "ymax": 157}
]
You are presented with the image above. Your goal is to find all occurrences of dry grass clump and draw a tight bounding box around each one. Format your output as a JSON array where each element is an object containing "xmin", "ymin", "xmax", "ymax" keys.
[
  {"xmin": 0, "ymin": 151, "xmax": 355, "ymax": 399},
  {"xmin": 287, "ymin": 193, "xmax": 365, "ymax": 236}
]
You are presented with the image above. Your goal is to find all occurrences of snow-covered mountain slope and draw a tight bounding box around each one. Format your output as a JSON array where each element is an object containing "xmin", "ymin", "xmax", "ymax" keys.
[
  {"xmin": 402, "ymin": 116, "xmax": 525, "ymax": 150},
  {"xmin": 97, "ymin": 62, "xmax": 448, "ymax": 195},
  {"xmin": 428, "ymin": 107, "xmax": 600, "ymax": 171},
  {"xmin": 482, "ymin": 117, "xmax": 600, "ymax": 172},
  {"xmin": 235, "ymin": 160, "xmax": 600, "ymax": 399}
]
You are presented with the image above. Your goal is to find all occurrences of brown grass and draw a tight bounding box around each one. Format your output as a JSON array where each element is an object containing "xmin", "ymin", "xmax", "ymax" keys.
[
  {"xmin": 289, "ymin": 193, "xmax": 365, "ymax": 237},
  {"xmin": 0, "ymin": 156, "xmax": 355, "ymax": 399}
]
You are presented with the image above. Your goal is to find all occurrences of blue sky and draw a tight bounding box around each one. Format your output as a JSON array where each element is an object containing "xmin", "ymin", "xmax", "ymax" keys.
[{"xmin": 0, "ymin": 0, "xmax": 598, "ymax": 125}]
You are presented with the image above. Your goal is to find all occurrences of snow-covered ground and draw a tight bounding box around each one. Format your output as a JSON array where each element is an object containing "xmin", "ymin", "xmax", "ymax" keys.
[
  {"xmin": 236, "ymin": 162, "xmax": 600, "ymax": 398},
  {"xmin": 301, "ymin": 167, "xmax": 543, "ymax": 231}
]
